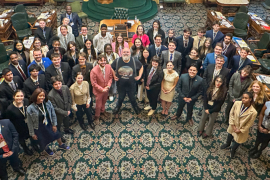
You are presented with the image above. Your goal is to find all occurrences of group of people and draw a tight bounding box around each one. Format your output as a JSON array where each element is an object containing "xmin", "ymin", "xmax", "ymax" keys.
[{"xmin": 0, "ymin": 9, "xmax": 269, "ymax": 179}]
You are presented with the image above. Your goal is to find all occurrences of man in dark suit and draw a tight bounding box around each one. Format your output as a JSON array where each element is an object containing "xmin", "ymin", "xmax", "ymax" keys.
[
  {"xmin": 24, "ymin": 64, "xmax": 48, "ymax": 99},
  {"xmin": 46, "ymin": 39, "xmax": 66, "ymax": 61},
  {"xmin": 45, "ymin": 53, "xmax": 72, "ymax": 90},
  {"xmin": 176, "ymin": 28, "xmax": 194, "ymax": 72},
  {"xmin": 8, "ymin": 52, "xmax": 27, "ymax": 82},
  {"xmin": 48, "ymin": 76, "xmax": 74, "ymax": 135},
  {"xmin": 60, "ymin": 5, "xmax": 82, "ymax": 37},
  {"xmin": 219, "ymin": 33, "xmax": 236, "ymax": 69},
  {"xmin": 0, "ymin": 119, "xmax": 25, "ymax": 180},
  {"xmin": 76, "ymin": 25, "xmax": 93, "ymax": 50},
  {"xmin": 148, "ymin": 34, "xmax": 167, "ymax": 61},
  {"xmin": 144, "ymin": 56, "xmax": 164, "ymax": 116},
  {"xmin": 206, "ymin": 21, "xmax": 225, "ymax": 48},
  {"xmin": 171, "ymin": 64, "xmax": 203, "ymax": 126},
  {"xmin": 203, "ymin": 55, "xmax": 230, "ymax": 88},
  {"xmin": 230, "ymin": 47, "xmax": 253, "ymax": 76},
  {"xmin": 27, "ymin": 50, "xmax": 52, "ymax": 76},
  {"xmin": 34, "ymin": 19, "xmax": 53, "ymax": 48},
  {"xmin": 161, "ymin": 41, "xmax": 182, "ymax": 74},
  {"xmin": 0, "ymin": 68, "xmax": 24, "ymax": 105}
]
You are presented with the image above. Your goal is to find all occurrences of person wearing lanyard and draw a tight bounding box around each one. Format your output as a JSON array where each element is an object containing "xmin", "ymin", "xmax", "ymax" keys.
[
  {"xmin": 26, "ymin": 88, "xmax": 70, "ymax": 156},
  {"xmin": 0, "ymin": 119, "xmax": 26, "ymax": 179},
  {"xmin": 221, "ymin": 92, "xmax": 257, "ymax": 159},
  {"xmin": 197, "ymin": 75, "xmax": 227, "ymax": 138},
  {"xmin": 148, "ymin": 34, "xmax": 167, "ymax": 60},
  {"xmin": 111, "ymin": 33, "xmax": 129, "ymax": 57},
  {"xmin": 130, "ymin": 38, "xmax": 144, "ymax": 61},
  {"xmin": 80, "ymin": 39, "xmax": 98, "ymax": 65},
  {"xmin": 219, "ymin": 33, "xmax": 236, "ymax": 69}
]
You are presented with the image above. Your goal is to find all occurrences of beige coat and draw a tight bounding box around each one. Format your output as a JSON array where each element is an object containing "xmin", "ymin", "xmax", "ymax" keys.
[
  {"xmin": 70, "ymin": 81, "xmax": 91, "ymax": 111},
  {"xmin": 227, "ymin": 101, "xmax": 257, "ymax": 143},
  {"xmin": 193, "ymin": 36, "xmax": 206, "ymax": 49}
]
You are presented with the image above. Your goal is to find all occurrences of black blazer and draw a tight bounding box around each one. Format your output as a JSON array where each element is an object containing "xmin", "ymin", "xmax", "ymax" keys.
[
  {"xmin": 219, "ymin": 41, "xmax": 236, "ymax": 68},
  {"xmin": 203, "ymin": 88, "xmax": 226, "ymax": 114},
  {"xmin": 8, "ymin": 60, "xmax": 28, "ymax": 82},
  {"xmin": 148, "ymin": 44, "xmax": 168, "ymax": 62},
  {"xmin": 178, "ymin": 73, "xmax": 203, "ymax": 101},
  {"xmin": 46, "ymin": 48, "xmax": 66, "ymax": 60},
  {"xmin": 34, "ymin": 26, "xmax": 53, "ymax": 47},
  {"xmin": 163, "ymin": 36, "xmax": 178, "ymax": 47},
  {"xmin": 45, "ymin": 62, "xmax": 72, "ymax": 90},
  {"xmin": 144, "ymin": 66, "xmax": 164, "ymax": 91},
  {"xmin": 203, "ymin": 64, "xmax": 230, "ymax": 87},
  {"xmin": 0, "ymin": 76, "xmax": 24, "ymax": 103},
  {"xmin": 176, "ymin": 35, "xmax": 194, "ymax": 62},
  {"xmin": 230, "ymin": 55, "xmax": 253, "ymax": 75},
  {"xmin": 0, "ymin": 119, "xmax": 19, "ymax": 156},
  {"xmin": 146, "ymin": 28, "xmax": 165, "ymax": 45},
  {"xmin": 63, "ymin": 51, "xmax": 79, "ymax": 68},
  {"xmin": 23, "ymin": 74, "xmax": 48, "ymax": 99},
  {"xmin": 72, "ymin": 62, "xmax": 93, "ymax": 83}
]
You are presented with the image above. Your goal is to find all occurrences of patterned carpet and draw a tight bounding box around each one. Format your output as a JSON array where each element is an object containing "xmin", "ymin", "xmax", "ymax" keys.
[{"xmin": 1, "ymin": 1, "xmax": 270, "ymax": 179}]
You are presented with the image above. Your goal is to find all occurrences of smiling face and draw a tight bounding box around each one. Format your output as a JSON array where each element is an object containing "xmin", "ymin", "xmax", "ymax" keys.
[
  {"xmin": 190, "ymin": 50, "xmax": 198, "ymax": 57},
  {"xmin": 153, "ymin": 22, "xmax": 159, "ymax": 30},
  {"xmin": 53, "ymin": 81, "xmax": 62, "ymax": 91},
  {"xmin": 117, "ymin": 36, "xmax": 123, "ymax": 43},
  {"xmin": 37, "ymin": 92, "xmax": 45, "ymax": 104},
  {"xmin": 137, "ymin": 26, "xmax": 143, "ymax": 35},
  {"xmin": 215, "ymin": 57, "xmax": 225, "ymax": 68},
  {"xmin": 213, "ymin": 24, "xmax": 220, "ymax": 32},
  {"xmin": 30, "ymin": 69, "xmax": 39, "ymax": 78},
  {"xmin": 85, "ymin": 40, "xmax": 92, "ymax": 49},
  {"xmin": 34, "ymin": 40, "xmax": 41, "ymax": 49},
  {"xmin": 183, "ymin": 31, "xmax": 191, "ymax": 39},
  {"xmin": 98, "ymin": 57, "xmax": 107, "ymax": 67},
  {"xmin": 215, "ymin": 77, "xmax": 223, "ymax": 88},
  {"xmin": 198, "ymin": 31, "xmax": 204, "ymax": 38},
  {"xmin": 53, "ymin": 41, "xmax": 60, "ymax": 51},
  {"xmin": 52, "ymin": 57, "xmax": 61, "ymax": 67},
  {"xmin": 241, "ymin": 69, "xmax": 249, "ymax": 78},
  {"xmin": 81, "ymin": 27, "xmax": 87, "ymax": 36},
  {"xmin": 205, "ymin": 40, "xmax": 211, "ymax": 48},
  {"xmin": 33, "ymin": 51, "xmax": 42, "ymax": 62},
  {"xmin": 10, "ymin": 54, "xmax": 18, "ymax": 65},
  {"xmin": 135, "ymin": 39, "xmax": 142, "ymax": 48},
  {"xmin": 122, "ymin": 48, "xmax": 131, "ymax": 61},
  {"xmin": 39, "ymin": 20, "xmax": 46, "ymax": 29},
  {"xmin": 14, "ymin": 91, "xmax": 24, "ymax": 104},
  {"xmin": 16, "ymin": 42, "xmax": 23, "ymax": 51},
  {"xmin": 240, "ymin": 49, "xmax": 248, "ymax": 59},
  {"xmin": 224, "ymin": 36, "xmax": 231, "ymax": 44},
  {"xmin": 166, "ymin": 62, "xmax": 174, "ymax": 70},
  {"xmin": 242, "ymin": 93, "xmax": 251, "ymax": 105},
  {"xmin": 252, "ymin": 83, "xmax": 261, "ymax": 94},
  {"xmin": 76, "ymin": 74, "xmax": 83, "ymax": 84},
  {"xmin": 188, "ymin": 66, "xmax": 198, "ymax": 78},
  {"xmin": 105, "ymin": 45, "xmax": 112, "ymax": 55},
  {"xmin": 69, "ymin": 43, "xmax": 76, "ymax": 52},
  {"xmin": 60, "ymin": 27, "xmax": 68, "ymax": 36},
  {"xmin": 155, "ymin": 37, "xmax": 162, "ymax": 46},
  {"xmin": 62, "ymin": 18, "xmax": 69, "ymax": 25},
  {"xmin": 143, "ymin": 50, "xmax": 149, "ymax": 59},
  {"xmin": 168, "ymin": 43, "xmax": 176, "ymax": 52},
  {"xmin": 101, "ymin": 27, "xmax": 107, "ymax": 36},
  {"xmin": 66, "ymin": 6, "xmax": 72, "ymax": 15},
  {"xmin": 78, "ymin": 56, "xmax": 86, "ymax": 65},
  {"xmin": 152, "ymin": 60, "xmax": 158, "ymax": 68},
  {"xmin": 214, "ymin": 46, "xmax": 222, "ymax": 55}
]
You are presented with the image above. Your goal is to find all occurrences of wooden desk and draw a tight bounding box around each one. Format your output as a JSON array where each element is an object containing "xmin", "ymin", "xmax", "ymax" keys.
[
  {"xmin": 216, "ymin": 0, "xmax": 249, "ymax": 14},
  {"xmin": 252, "ymin": 73, "xmax": 270, "ymax": 100},
  {"xmin": 100, "ymin": 19, "xmax": 141, "ymax": 48},
  {"xmin": 248, "ymin": 15, "xmax": 270, "ymax": 39},
  {"xmin": 31, "ymin": 10, "xmax": 57, "ymax": 34},
  {"xmin": 206, "ymin": 10, "xmax": 235, "ymax": 34},
  {"xmin": 0, "ymin": 19, "xmax": 14, "ymax": 41},
  {"xmin": 97, "ymin": 0, "xmax": 113, "ymax": 4}
]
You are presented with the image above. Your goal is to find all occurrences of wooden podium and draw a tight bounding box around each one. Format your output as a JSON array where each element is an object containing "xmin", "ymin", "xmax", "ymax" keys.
[{"xmin": 98, "ymin": 0, "xmax": 113, "ymax": 4}]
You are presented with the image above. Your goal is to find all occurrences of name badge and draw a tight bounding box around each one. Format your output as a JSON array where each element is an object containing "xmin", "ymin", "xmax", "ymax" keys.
[
  {"xmin": 70, "ymin": 22, "xmax": 74, "ymax": 26},
  {"xmin": 208, "ymin": 101, "xmax": 214, "ymax": 106}
]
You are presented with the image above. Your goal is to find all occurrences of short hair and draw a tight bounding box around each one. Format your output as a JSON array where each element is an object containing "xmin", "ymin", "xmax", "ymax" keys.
[
  {"xmin": 216, "ymin": 55, "xmax": 224, "ymax": 60},
  {"xmin": 151, "ymin": 55, "xmax": 160, "ymax": 65},
  {"xmin": 81, "ymin": 25, "xmax": 87, "ymax": 29},
  {"xmin": 242, "ymin": 91, "xmax": 254, "ymax": 104},
  {"xmin": 9, "ymin": 51, "xmax": 18, "ymax": 58},
  {"xmin": 212, "ymin": 21, "xmax": 220, "ymax": 26},
  {"xmin": 52, "ymin": 39, "xmax": 60, "ymax": 45},
  {"xmin": 33, "ymin": 49, "xmax": 42, "ymax": 54},
  {"xmin": 38, "ymin": 18, "xmax": 46, "ymax": 23},
  {"xmin": 168, "ymin": 29, "xmax": 175, "ymax": 35},
  {"xmin": 154, "ymin": 34, "xmax": 162, "ymax": 40},
  {"xmin": 30, "ymin": 88, "xmax": 48, "ymax": 104},
  {"xmin": 2, "ymin": 68, "xmax": 11, "ymax": 76},
  {"xmin": 78, "ymin": 52, "xmax": 87, "ymax": 59},
  {"xmin": 168, "ymin": 41, "xmax": 177, "ymax": 46},
  {"xmin": 51, "ymin": 53, "xmax": 60, "ymax": 60},
  {"xmin": 100, "ymin": 24, "xmax": 107, "ymax": 29},
  {"xmin": 98, "ymin": 54, "xmax": 107, "ymax": 61},
  {"xmin": 241, "ymin": 47, "xmax": 250, "ymax": 53},
  {"xmin": 225, "ymin": 33, "xmax": 233, "ymax": 39},
  {"xmin": 215, "ymin": 42, "xmax": 223, "ymax": 49},
  {"xmin": 189, "ymin": 63, "xmax": 198, "ymax": 70},
  {"xmin": 62, "ymin": 17, "xmax": 69, "ymax": 22},
  {"xmin": 29, "ymin": 64, "xmax": 41, "ymax": 72},
  {"xmin": 198, "ymin": 27, "xmax": 206, "ymax": 33},
  {"xmin": 76, "ymin": 72, "xmax": 83, "ymax": 77},
  {"xmin": 184, "ymin": 27, "xmax": 192, "ymax": 35},
  {"xmin": 60, "ymin": 25, "xmax": 68, "ymax": 30},
  {"xmin": 241, "ymin": 65, "xmax": 252, "ymax": 75},
  {"xmin": 51, "ymin": 75, "xmax": 63, "ymax": 84}
]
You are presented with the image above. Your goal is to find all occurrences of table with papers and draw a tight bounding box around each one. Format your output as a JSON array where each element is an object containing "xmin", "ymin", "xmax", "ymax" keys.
[
  {"xmin": 253, "ymin": 73, "xmax": 270, "ymax": 100},
  {"xmin": 248, "ymin": 12, "xmax": 270, "ymax": 39},
  {"xmin": 31, "ymin": 10, "xmax": 57, "ymax": 34}
]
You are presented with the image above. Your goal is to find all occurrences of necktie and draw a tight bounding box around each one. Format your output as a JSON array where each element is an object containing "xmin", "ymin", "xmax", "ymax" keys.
[
  {"xmin": 198, "ymin": 39, "xmax": 201, "ymax": 48},
  {"xmin": 156, "ymin": 48, "xmax": 160, "ymax": 56},
  {"xmin": 170, "ymin": 53, "xmax": 173, "ymax": 61},
  {"xmin": 83, "ymin": 36, "xmax": 86, "ymax": 43},
  {"xmin": 69, "ymin": 15, "xmax": 71, "ymax": 21},
  {"xmin": 213, "ymin": 32, "xmax": 217, "ymax": 39},
  {"xmin": 43, "ymin": 29, "xmax": 46, "ymax": 39},
  {"xmin": 10, "ymin": 82, "xmax": 16, "ymax": 91},
  {"xmin": 17, "ymin": 65, "xmax": 27, "ymax": 80},
  {"xmin": 119, "ymin": 47, "xmax": 122, "ymax": 56},
  {"xmin": 102, "ymin": 68, "xmax": 105, "ymax": 79},
  {"xmin": 34, "ymin": 80, "xmax": 39, "ymax": 86},
  {"xmin": 39, "ymin": 63, "xmax": 45, "ymax": 72},
  {"xmin": 146, "ymin": 69, "xmax": 155, "ymax": 86},
  {"xmin": 64, "ymin": 36, "xmax": 67, "ymax": 46},
  {"xmin": 0, "ymin": 133, "xmax": 9, "ymax": 152},
  {"xmin": 184, "ymin": 40, "xmax": 188, "ymax": 48},
  {"xmin": 56, "ymin": 67, "xmax": 63, "ymax": 81}
]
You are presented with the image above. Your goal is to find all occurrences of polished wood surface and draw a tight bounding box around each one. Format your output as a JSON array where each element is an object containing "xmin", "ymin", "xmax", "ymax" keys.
[
  {"xmin": 0, "ymin": 19, "xmax": 14, "ymax": 41},
  {"xmin": 30, "ymin": 10, "xmax": 57, "ymax": 34},
  {"xmin": 99, "ymin": 19, "xmax": 141, "ymax": 47},
  {"xmin": 216, "ymin": 0, "xmax": 249, "ymax": 13},
  {"xmin": 206, "ymin": 10, "xmax": 235, "ymax": 34},
  {"xmin": 252, "ymin": 73, "xmax": 270, "ymax": 100},
  {"xmin": 97, "ymin": 0, "xmax": 113, "ymax": 4},
  {"xmin": 0, "ymin": 0, "xmax": 44, "ymax": 6},
  {"xmin": 248, "ymin": 16, "xmax": 270, "ymax": 39}
]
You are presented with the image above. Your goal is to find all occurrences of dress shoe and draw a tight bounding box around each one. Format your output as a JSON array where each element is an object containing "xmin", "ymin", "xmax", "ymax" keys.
[
  {"xmin": 144, "ymin": 105, "xmax": 152, "ymax": 110},
  {"xmin": 251, "ymin": 151, "xmax": 262, "ymax": 159},
  {"xmin": 230, "ymin": 149, "xmax": 236, "ymax": 159},
  {"xmin": 14, "ymin": 167, "xmax": 26, "ymax": 176},
  {"xmin": 171, "ymin": 115, "xmax": 179, "ymax": 120},
  {"xmin": 197, "ymin": 131, "xmax": 203, "ymax": 137},
  {"xmin": 61, "ymin": 137, "xmax": 66, "ymax": 143},
  {"xmin": 24, "ymin": 147, "xmax": 33, "ymax": 156},
  {"xmin": 59, "ymin": 143, "xmax": 70, "ymax": 150},
  {"xmin": 148, "ymin": 109, "xmax": 155, "ymax": 116},
  {"xmin": 249, "ymin": 148, "xmax": 258, "ymax": 156},
  {"xmin": 80, "ymin": 124, "xmax": 87, "ymax": 131},
  {"xmin": 64, "ymin": 129, "xmax": 74, "ymax": 134},
  {"xmin": 32, "ymin": 144, "xmax": 40, "ymax": 152},
  {"xmin": 220, "ymin": 143, "xmax": 230, "ymax": 149},
  {"xmin": 89, "ymin": 122, "xmax": 95, "ymax": 130}
]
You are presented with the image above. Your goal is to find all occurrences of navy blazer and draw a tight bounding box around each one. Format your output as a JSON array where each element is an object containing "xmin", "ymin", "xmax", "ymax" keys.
[
  {"xmin": 203, "ymin": 52, "xmax": 228, "ymax": 69},
  {"xmin": 34, "ymin": 26, "xmax": 53, "ymax": 47},
  {"xmin": 230, "ymin": 55, "xmax": 253, "ymax": 75},
  {"xmin": 0, "ymin": 119, "xmax": 19, "ymax": 158},
  {"xmin": 205, "ymin": 30, "xmax": 224, "ymax": 48},
  {"xmin": 176, "ymin": 35, "xmax": 194, "ymax": 62},
  {"xmin": 148, "ymin": 44, "xmax": 167, "ymax": 62},
  {"xmin": 60, "ymin": 13, "xmax": 82, "ymax": 37},
  {"xmin": 9, "ymin": 60, "xmax": 28, "ymax": 82},
  {"xmin": 27, "ymin": 57, "xmax": 53, "ymax": 76}
]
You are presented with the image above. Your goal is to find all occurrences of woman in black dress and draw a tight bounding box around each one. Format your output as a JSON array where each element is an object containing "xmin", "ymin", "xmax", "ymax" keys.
[
  {"xmin": 185, "ymin": 47, "xmax": 202, "ymax": 72},
  {"xmin": 26, "ymin": 88, "xmax": 70, "ymax": 156},
  {"xmin": 6, "ymin": 90, "xmax": 39, "ymax": 155}
]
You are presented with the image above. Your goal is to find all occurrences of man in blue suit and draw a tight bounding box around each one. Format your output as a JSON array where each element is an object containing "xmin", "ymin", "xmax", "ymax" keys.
[
  {"xmin": 230, "ymin": 47, "xmax": 253, "ymax": 75},
  {"xmin": 0, "ymin": 119, "xmax": 25, "ymax": 180},
  {"xmin": 27, "ymin": 49, "xmax": 52, "ymax": 76},
  {"xmin": 203, "ymin": 43, "xmax": 228, "ymax": 69},
  {"xmin": 8, "ymin": 52, "xmax": 28, "ymax": 82},
  {"xmin": 148, "ymin": 34, "xmax": 167, "ymax": 62},
  {"xmin": 206, "ymin": 21, "xmax": 225, "ymax": 48},
  {"xmin": 60, "ymin": 5, "xmax": 82, "ymax": 37}
]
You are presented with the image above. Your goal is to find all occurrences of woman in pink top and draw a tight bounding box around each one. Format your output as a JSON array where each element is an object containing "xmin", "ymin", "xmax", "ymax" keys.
[
  {"xmin": 132, "ymin": 25, "xmax": 150, "ymax": 48},
  {"xmin": 111, "ymin": 33, "xmax": 129, "ymax": 57}
]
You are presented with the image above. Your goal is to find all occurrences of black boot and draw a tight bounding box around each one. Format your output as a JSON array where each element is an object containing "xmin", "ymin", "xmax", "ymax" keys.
[
  {"xmin": 14, "ymin": 167, "xmax": 26, "ymax": 176},
  {"xmin": 251, "ymin": 151, "xmax": 262, "ymax": 159},
  {"xmin": 61, "ymin": 137, "xmax": 66, "ymax": 143},
  {"xmin": 134, "ymin": 106, "xmax": 141, "ymax": 115},
  {"xmin": 249, "ymin": 147, "xmax": 258, "ymax": 156},
  {"xmin": 80, "ymin": 124, "xmax": 87, "ymax": 131}
]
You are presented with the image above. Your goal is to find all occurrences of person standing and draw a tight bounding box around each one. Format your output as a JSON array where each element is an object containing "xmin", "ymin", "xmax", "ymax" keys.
[
  {"xmin": 58, "ymin": 25, "xmax": 75, "ymax": 51},
  {"xmin": 27, "ymin": 50, "xmax": 52, "ymax": 76},
  {"xmin": 46, "ymin": 39, "xmax": 66, "ymax": 61},
  {"xmin": 221, "ymin": 92, "xmax": 257, "ymax": 159},
  {"xmin": 148, "ymin": 34, "xmax": 168, "ymax": 60},
  {"xmin": 144, "ymin": 56, "xmax": 164, "ymax": 116},
  {"xmin": 63, "ymin": 41, "xmax": 79, "ymax": 68},
  {"xmin": 76, "ymin": 25, "xmax": 93, "ymax": 50},
  {"xmin": 163, "ymin": 29, "xmax": 178, "ymax": 48},
  {"xmin": 206, "ymin": 21, "xmax": 225, "ymax": 48},
  {"xmin": 13, "ymin": 40, "xmax": 30, "ymax": 66},
  {"xmin": 132, "ymin": 25, "xmax": 150, "ymax": 48},
  {"xmin": 90, "ymin": 55, "xmax": 113, "ymax": 123},
  {"xmin": 80, "ymin": 39, "xmax": 98, "ymax": 64},
  {"xmin": 219, "ymin": 33, "xmax": 236, "ymax": 69},
  {"xmin": 185, "ymin": 48, "xmax": 202, "ymax": 72},
  {"xmin": 93, "ymin": 24, "xmax": 113, "ymax": 54},
  {"xmin": 193, "ymin": 27, "xmax": 206, "ymax": 49},
  {"xmin": 57, "ymin": 17, "xmax": 73, "ymax": 36},
  {"xmin": 203, "ymin": 43, "xmax": 228, "ymax": 69},
  {"xmin": 171, "ymin": 64, "xmax": 203, "ymax": 126},
  {"xmin": 111, "ymin": 48, "xmax": 143, "ymax": 115},
  {"xmin": 34, "ymin": 19, "xmax": 53, "ymax": 48},
  {"xmin": 248, "ymin": 80, "xmax": 267, "ymax": 115},
  {"xmin": 29, "ymin": 38, "xmax": 49, "ymax": 63},
  {"xmin": 8, "ymin": 52, "xmax": 28, "ymax": 82},
  {"xmin": 111, "ymin": 33, "xmax": 129, "ymax": 57},
  {"xmin": 146, "ymin": 20, "xmax": 165, "ymax": 45},
  {"xmin": 0, "ymin": 119, "xmax": 25, "ymax": 180},
  {"xmin": 230, "ymin": 47, "xmax": 253, "ymax": 76}
]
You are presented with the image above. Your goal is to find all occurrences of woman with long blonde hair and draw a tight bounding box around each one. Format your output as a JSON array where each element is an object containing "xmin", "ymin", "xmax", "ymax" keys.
[{"xmin": 248, "ymin": 80, "xmax": 267, "ymax": 114}]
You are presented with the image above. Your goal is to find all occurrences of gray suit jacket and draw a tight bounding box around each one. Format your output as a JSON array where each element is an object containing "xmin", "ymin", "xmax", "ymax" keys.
[
  {"xmin": 161, "ymin": 50, "xmax": 182, "ymax": 75},
  {"xmin": 59, "ymin": 33, "xmax": 75, "ymax": 50},
  {"xmin": 228, "ymin": 72, "xmax": 252, "ymax": 102},
  {"xmin": 76, "ymin": 34, "xmax": 93, "ymax": 50},
  {"xmin": 48, "ymin": 85, "xmax": 72, "ymax": 121}
]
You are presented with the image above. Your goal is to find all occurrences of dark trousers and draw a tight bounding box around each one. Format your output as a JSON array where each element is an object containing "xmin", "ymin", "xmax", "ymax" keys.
[
  {"xmin": 76, "ymin": 104, "xmax": 93, "ymax": 125},
  {"xmin": 253, "ymin": 127, "xmax": 270, "ymax": 152},
  {"xmin": 0, "ymin": 151, "xmax": 20, "ymax": 180},
  {"xmin": 146, "ymin": 88, "xmax": 160, "ymax": 110},
  {"xmin": 57, "ymin": 116, "xmax": 70, "ymax": 132},
  {"xmin": 176, "ymin": 98, "xmax": 196, "ymax": 121},
  {"xmin": 225, "ymin": 133, "xmax": 240, "ymax": 151},
  {"xmin": 116, "ymin": 84, "xmax": 138, "ymax": 111},
  {"xmin": 225, "ymin": 100, "xmax": 234, "ymax": 121}
]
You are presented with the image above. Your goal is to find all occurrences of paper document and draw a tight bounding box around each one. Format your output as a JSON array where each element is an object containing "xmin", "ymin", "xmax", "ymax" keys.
[
  {"xmin": 256, "ymin": 75, "xmax": 270, "ymax": 84},
  {"xmin": 247, "ymin": 55, "xmax": 256, "ymax": 62}
]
